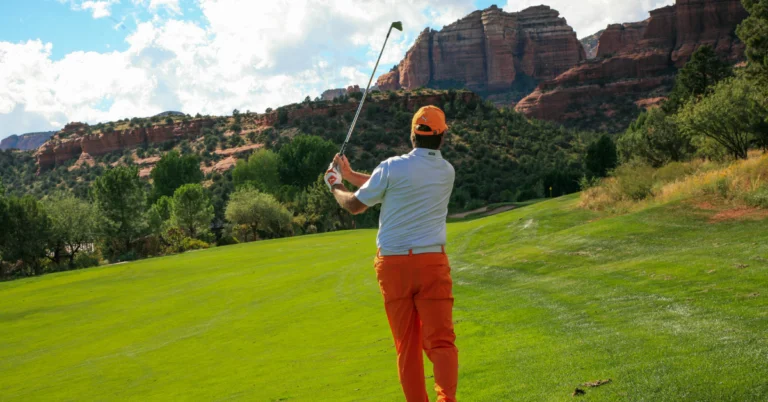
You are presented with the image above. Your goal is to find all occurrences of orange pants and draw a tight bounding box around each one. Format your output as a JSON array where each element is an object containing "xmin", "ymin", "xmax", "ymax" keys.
[{"xmin": 374, "ymin": 250, "xmax": 458, "ymax": 402}]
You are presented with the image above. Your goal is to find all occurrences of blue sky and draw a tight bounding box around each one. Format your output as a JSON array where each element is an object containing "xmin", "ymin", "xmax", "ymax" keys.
[{"xmin": 0, "ymin": 0, "xmax": 671, "ymax": 139}]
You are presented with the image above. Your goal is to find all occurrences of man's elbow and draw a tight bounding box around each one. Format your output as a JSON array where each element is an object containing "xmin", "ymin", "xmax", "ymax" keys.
[{"xmin": 346, "ymin": 198, "xmax": 368, "ymax": 215}]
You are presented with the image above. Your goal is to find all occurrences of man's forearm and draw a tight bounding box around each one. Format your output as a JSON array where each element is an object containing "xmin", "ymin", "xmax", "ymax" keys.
[
  {"xmin": 344, "ymin": 171, "xmax": 371, "ymax": 188},
  {"xmin": 331, "ymin": 184, "xmax": 367, "ymax": 215}
]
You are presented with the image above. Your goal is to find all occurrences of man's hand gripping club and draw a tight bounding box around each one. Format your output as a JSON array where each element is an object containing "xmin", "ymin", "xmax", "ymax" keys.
[{"xmin": 324, "ymin": 154, "xmax": 368, "ymax": 215}]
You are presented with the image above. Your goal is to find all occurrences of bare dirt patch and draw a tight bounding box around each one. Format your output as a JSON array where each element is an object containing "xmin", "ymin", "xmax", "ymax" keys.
[
  {"xmin": 695, "ymin": 201, "xmax": 718, "ymax": 211},
  {"xmin": 709, "ymin": 207, "xmax": 768, "ymax": 223}
]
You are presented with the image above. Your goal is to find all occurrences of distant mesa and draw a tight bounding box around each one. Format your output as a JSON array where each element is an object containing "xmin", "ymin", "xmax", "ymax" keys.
[
  {"xmin": 0, "ymin": 131, "xmax": 56, "ymax": 151},
  {"xmin": 320, "ymin": 85, "xmax": 367, "ymax": 101},
  {"xmin": 376, "ymin": 5, "xmax": 585, "ymax": 101},
  {"xmin": 515, "ymin": 0, "xmax": 749, "ymax": 132},
  {"xmin": 153, "ymin": 111, "xmax": 186, "ymax": 117},
  {"xmin": 377, "ymin": 0, "xmax": 748, "ymax": 132}
]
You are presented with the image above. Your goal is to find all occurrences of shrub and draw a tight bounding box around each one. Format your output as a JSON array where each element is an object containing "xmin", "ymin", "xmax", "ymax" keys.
[
  {"xmin": 181, "ymin": 238, "xmax": 209, "ymax": 251},
  {"xmin": 74, "ymin": 251, "xmax": 101, "ymax": 269},
  {"xmin": 614, "ymin": 162, "xmax": 656, "ymax": 200},
  {"xmin": 745, "ymin": 186, "xmax": 768, "ymax": 208},
  {"xmin": 653, "ymin": 162, "xmax": 695, "ymax": 184}
]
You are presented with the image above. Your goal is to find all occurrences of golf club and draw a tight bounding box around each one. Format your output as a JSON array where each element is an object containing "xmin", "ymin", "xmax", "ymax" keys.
[{"xmin": 338, "ymin": 21, "xmax": 403, "ymax": 157}]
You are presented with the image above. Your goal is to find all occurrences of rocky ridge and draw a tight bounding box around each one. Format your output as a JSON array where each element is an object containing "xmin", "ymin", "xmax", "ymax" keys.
[
  {"xmin": 515, "ymin": 0, "xmax": 748, "ymax": 131},
  {"xmin": 36, "ymin": 120, "xmax": 215, "ymax": 171},
  {"xmin": 376, "ymin": 5, "xmax": 585, "ymax": 98},
  {"xmin": 0, "ymin": 132, "xmax": 56, "ymax": 151},
  {"xmin": 35, "ymin": 91, "xmax": 479, "ymax": 173}
]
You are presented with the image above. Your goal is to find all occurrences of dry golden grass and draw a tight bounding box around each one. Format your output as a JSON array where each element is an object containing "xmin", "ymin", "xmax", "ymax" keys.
[{"xmin": 581, "ymin": 151, "xmax": 768, "ymax": 212}]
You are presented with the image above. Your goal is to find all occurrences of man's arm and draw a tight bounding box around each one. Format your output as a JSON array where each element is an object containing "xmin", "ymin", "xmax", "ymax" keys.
[
  {"xmin": 334, "ymin": 154, "xmax": 370, "ymax": 188},
  {"xmin": 331, "ymin": 184, "xmax": 368, "ymax": 215}
]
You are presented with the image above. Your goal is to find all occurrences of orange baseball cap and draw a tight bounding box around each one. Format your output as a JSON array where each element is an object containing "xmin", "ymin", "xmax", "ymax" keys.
[{"xmin": 412, "ymin": 105, "xmax": 448, "ymax": 136}]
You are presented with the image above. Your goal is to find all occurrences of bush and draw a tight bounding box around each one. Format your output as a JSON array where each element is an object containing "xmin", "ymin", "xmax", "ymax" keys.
[
  {"xmin": 216, "ymin": 234, "xmax": 239, "ymax": 246},
  {"xmin": 745, "ymin": 186, "xmax": 768, "ymax": 208},
  {"xmin": 653, "ymin": 162, "xmax": 695, "ymax": 184},
  {"xmin": 181, "ymin": 238, "xmax": 209, "ymax": 251},
  {"xmin": 74, "ymin": 251, "xmax": 101, "ymax": 269},
  {"xmin": 614, "ymin": 163, "xmax": 656, "ymax": 200},
  {"xmin": 117, "ymin": 250, "xmax": 138, "ymax": 262}
]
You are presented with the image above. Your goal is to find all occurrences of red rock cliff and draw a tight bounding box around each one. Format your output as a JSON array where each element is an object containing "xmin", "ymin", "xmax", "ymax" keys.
[
  {"xmin": 516, "ymin": 0, "xmax": 748, "ymax": 131},
  {"xmin": 376, "ymin": 5, "xmax": 585, "ymax": 95},
  {"xmin": 36, "ymin": 119, "xmax": 214, "ymax": 171}
]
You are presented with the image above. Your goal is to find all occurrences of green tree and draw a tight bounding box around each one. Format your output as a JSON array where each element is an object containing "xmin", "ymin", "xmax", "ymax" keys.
[
  {"xmin": 232, "ymin": 149, "xmax": 281, "ymax": 193},
  {"xmin": 618, "ymin": 108, "xmax": 694, "ymax": 166},
  {"xmin": 585, "ymin": 135, "xmax": 618, "ymax": 178},
  {"xmin": 150, "ymin": 151, "xmax": 203, "ymax": 201},
  {"xmin": 664, "ymin": 45, "xmax": 733, "ymax": 113},
  {"xmin": 1, "ymin": 196, "xmax": 51, "ymax": 275},
  {"xmin": 738, "ymin": 0, "xmax": 768, "ymax": 72},
  {"xmin": 147, "ymin": 196, "xmax": 174, "ymax": 235},
  {"xmin": 92, "ymin": 166, "xmax": 147, "ymax": 257},
  {"xmin": 278, "ymin": 135, "xmax": 337, "ymax": 189},
  {"xmin": 225, "ymin": 188, "xmax": 292, "ymax": 241},
  {"xmin": 678, "ymin": 75, "xmax": 768, "ymax": 159},
  {"xmin": 171, "ymin": 184, "xmax": 214, "ymax": 238},
  {"xmin": 43, "ymin": 193, "xmax": 102, "ymax": 269}
]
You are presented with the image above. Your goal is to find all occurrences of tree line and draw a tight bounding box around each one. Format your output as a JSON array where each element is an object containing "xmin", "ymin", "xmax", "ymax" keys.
[{"xmin": 0, "ymin": 133, "xmax": 373, "ymax": 280}]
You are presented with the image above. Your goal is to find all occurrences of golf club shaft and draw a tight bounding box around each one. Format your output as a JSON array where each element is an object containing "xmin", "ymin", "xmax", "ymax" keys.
[{"xmin": 339, "ymin": 26, "xmax": 394, "ymax": 156}]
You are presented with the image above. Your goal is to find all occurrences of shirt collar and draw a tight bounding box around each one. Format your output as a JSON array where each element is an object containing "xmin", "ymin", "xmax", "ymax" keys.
[{"xmin": 410, "ymin": 148, "xmax": 442, "ymax": 159}]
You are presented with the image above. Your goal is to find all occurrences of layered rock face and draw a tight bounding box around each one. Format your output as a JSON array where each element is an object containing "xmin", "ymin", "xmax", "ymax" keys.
[
  {"xmin": 0, "ymin": 131, "xmax": 55, "ymax": 151},
  {"xmin": 36, "ymin": 119, "xmax": 214, "ymax": 171},
  {"xmin": 377, "ymin": 5, "xmax": 585, "ymax": 95},
  {"xmin": 516, "ymin": 0, "xmax": 748, "ymax": 131}
]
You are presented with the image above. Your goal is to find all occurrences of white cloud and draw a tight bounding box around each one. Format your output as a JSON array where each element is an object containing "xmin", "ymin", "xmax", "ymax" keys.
[
  {"xmin": 76, "ymin": 0, "xmax": 119, "ymax": 19},
  {"xmin": 502, "ymin": 0, "xmax": 675, "ymax": 38},
  {"xmin": 133, "ymin": 0, "xmax": 182, "ymax": 14}
]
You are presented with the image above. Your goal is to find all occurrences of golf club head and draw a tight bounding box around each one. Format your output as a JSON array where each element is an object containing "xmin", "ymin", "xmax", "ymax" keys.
[{"xmin": 391, "ymin": 21, "xmax": 403, "ymax": 32}]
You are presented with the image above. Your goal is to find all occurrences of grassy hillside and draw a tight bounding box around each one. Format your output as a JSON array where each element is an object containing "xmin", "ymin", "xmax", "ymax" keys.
[{"xmin": 1, "ymin": 195, "xmax": 766, "ymax": 401}]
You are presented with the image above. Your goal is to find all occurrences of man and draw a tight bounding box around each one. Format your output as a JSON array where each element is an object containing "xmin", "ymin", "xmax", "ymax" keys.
[{"xmin": 324, "ymin": 105, "xmax": 458, "ymax": 402}]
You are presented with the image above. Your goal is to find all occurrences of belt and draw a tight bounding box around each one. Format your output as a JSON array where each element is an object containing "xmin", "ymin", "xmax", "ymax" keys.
[{"xmin": 378, "ymin": 245, "xmax": 445, "ymax": 256}]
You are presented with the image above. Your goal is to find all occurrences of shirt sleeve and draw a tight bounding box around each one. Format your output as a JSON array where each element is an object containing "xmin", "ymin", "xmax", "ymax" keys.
[{"xmin": 354, "ymin": 161, "xmax": 388, "ymax": 206}]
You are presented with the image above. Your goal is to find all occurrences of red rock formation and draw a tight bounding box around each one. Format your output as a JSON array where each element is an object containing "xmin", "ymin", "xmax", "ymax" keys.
[
  {"xmin": 516, "ymin": 0, "xmax": 748, "ymax": 131},
  {"xmin": 596, "ymin": 22, "xmax": 648, "ymax": 58},
  {"xmin": 36, "ymin": 118, "xmax": 214, "ymax": 171},
  {"xmin": 376, "ymin": 5, "xmax": 585, "ymax": 95}
]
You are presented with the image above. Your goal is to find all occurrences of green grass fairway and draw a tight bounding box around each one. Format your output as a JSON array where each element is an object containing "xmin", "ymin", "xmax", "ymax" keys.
[{"xmin": 1, "ymin": 195, "xmax": 767, "ymax": 401}]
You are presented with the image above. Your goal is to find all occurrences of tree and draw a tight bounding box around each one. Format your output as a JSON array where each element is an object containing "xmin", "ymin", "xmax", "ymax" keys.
[
  {"xmin": 738, "ymin": 0, "xmax": 768, "ymax": 73},
  {"xmin": 232, "ymin": 149, "xmax": 281, "ymax": 193},
  {"xmin": 296, "ymin": 175, "xmax": 352, "ymax": 233},
  {"xmin": 150, "ymin": 151, "xmax": 203, "ymax": 201},
  {"xmin": 1, "ymin": 196, "xmax": 51, "ymax": 275},
  {"xmin": 664, "ymin": 45, "xmax": 733, "ymax": 113},
  {"xmin": 92, "ymin": 166, "xmax": 147, "ymax": 257},
  {"xmin": 618, "ymin": 108, "xmax": 694, "ymax": 166},
  {"xmin": 43, "ymin": 193, "xmax": 102, "ymax": 268},
  {"xmin": 147, "ymin": 196, "xmax": 174, "ymax": 235},
  {"xmin": 585, "ymin": 135, "xmax": 618, "ymax": 177},
  {"xmin": 678, "ymin": 75, "xmax": 768, "ymax": 159},
  {"xmin": 171, "ymin": 184, "xmax": 214, "ymax": 238},
  {"xmin": 278, "ymin": 135, "xmax": 337, "ymax": 189},
  {"xmin": 225, "ymin": 188, "xmax": 292, "ymax": 241}
]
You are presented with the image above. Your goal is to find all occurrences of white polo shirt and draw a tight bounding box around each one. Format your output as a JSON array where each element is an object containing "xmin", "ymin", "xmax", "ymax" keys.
[{"xmin": 354, "ymin": 148, "xmax": 455, "ymax": 252}]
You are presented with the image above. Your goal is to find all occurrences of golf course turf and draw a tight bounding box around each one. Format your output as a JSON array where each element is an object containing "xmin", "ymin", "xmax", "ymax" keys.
[{"xmin": 1, "ymin": 195, "xmax": 766, "ymax": 401}]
